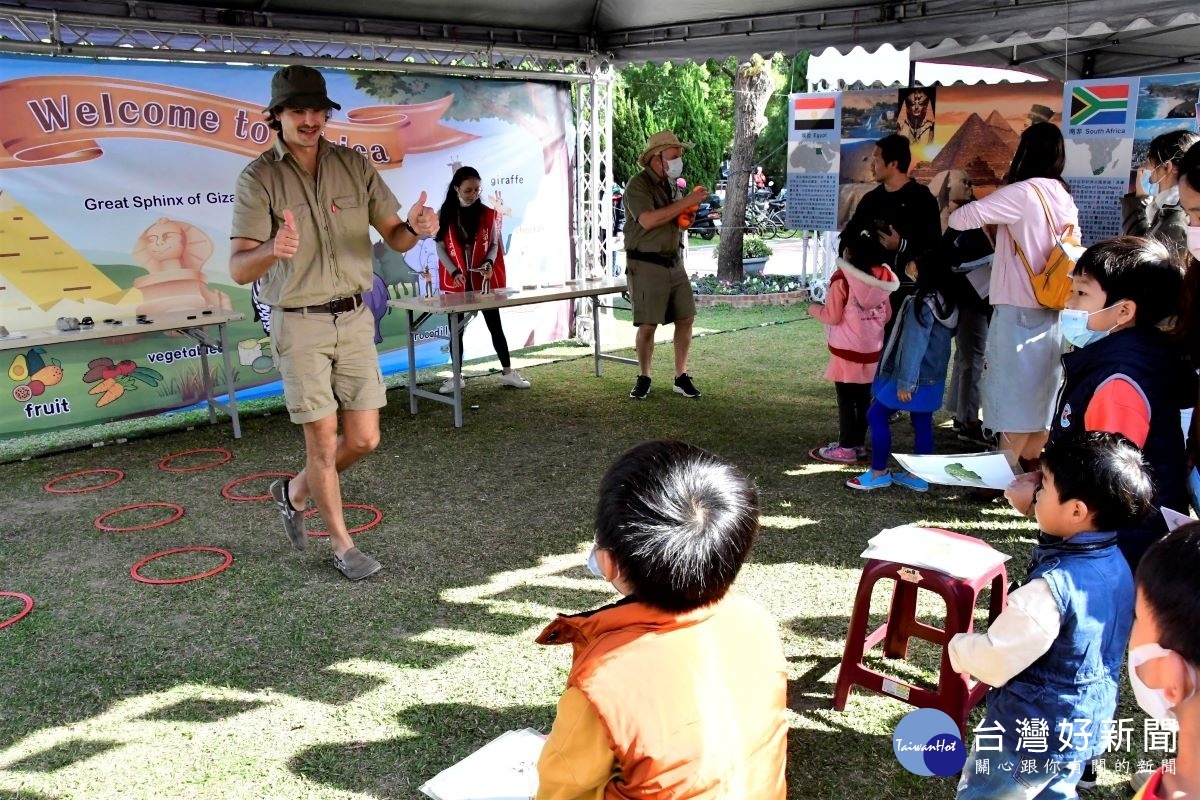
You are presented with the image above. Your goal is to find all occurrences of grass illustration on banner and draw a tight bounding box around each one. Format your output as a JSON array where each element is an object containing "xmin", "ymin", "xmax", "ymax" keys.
[
  {"xmin": 793, "ymin": 96, "xmax": 837, "ymax": 131},
  {"xmin": 1070, "ymin": 83, "xmax": 1130, "ymax": 127}
]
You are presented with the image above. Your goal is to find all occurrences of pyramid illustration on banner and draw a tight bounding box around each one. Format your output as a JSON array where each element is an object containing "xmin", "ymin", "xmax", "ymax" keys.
[
  {"xmin": 985, "ymin": 110, "xmax": 1020, "ymax": 150},
  {"xmin": 0, "ymin": 190, "xmax": 128, "ymax": 311},
  {"xmin": 911, "ymin": 112, "xmax": 1015, "ymax": 187}
]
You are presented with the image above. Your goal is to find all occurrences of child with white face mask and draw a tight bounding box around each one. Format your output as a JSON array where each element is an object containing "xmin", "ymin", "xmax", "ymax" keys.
[
  {"xmin": 1128, "ymin": 522, "xmax": 1200, "ymax": 798},
  {"xmin": 1005, "ymin": 236, "xmax": 1193, "ymax": 570}
]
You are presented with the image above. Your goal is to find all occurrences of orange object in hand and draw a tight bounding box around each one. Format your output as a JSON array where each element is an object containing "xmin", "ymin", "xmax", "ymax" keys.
[{"xmin": 676, "ymin": 184, "xmax": 702, "ymax": 229}]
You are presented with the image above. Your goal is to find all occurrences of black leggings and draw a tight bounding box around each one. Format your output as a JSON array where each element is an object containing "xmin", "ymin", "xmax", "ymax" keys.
[
  {"xmin": 455, "ymin": 309, "xmax": 511, "ymax": 369},
  {"xmin": 835, "ymin": 381, "xmax": 872, "ymax": 448}
]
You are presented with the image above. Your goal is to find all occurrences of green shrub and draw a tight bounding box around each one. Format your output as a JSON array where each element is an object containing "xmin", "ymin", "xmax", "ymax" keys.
[{"xmin": 741, "ymin": 235, "xmax": 774, "ymax": 259}]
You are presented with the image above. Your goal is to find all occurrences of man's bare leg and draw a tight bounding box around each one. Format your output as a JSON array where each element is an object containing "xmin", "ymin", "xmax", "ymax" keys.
[
  {"xmin": 673, "ymin": 315, "xmax": 694, "ymax": 376},
  {"xmin": 635, "ymin": 324, "xmax": 657, "ymax": 376},
  {"xmin": 292, "ymin": 409, "xmax": 380, "ymax": 557}
]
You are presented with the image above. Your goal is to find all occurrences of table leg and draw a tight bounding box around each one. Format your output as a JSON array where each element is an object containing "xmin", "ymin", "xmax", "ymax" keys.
[
  {"xmin": 593, "ymin": 297, "xmax": 602, "ymax": 377},
  {"xmin": 218, "ymin": 322, "xmax": 242, "ymax": 439},
  {"xmin": 198, "ymin": 334, "xmax": 217, "ymax": 426},
  {"xmin": 406, "ymin": 309, "xmax": 418, "ymax": 416},
  {"xmin": 449, "ymin": 312, "xmax": 463, "ymax": 428}
]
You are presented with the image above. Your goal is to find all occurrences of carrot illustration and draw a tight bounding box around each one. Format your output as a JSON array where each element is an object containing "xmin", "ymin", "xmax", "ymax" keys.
[{"xmin": 95, "ymin": 380, "xmax": 126, "ymax": 407}]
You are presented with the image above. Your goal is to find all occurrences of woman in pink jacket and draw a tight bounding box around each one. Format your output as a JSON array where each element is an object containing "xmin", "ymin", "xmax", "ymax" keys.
[
  {"xmin": 948, "ymin": 122, "xmax": 1080, "ymax": 470},
  {"xmin": 810, "ymin": 227, "xmax": 901, "ymax": 463}
]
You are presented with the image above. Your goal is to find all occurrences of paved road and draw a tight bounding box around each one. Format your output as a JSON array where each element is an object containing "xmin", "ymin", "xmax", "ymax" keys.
[{"xmin": 610, "ymin": 234, "xmax": 835, "ymax": 280}]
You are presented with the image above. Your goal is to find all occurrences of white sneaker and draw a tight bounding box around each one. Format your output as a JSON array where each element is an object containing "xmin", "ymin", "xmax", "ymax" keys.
[
  {"xmin": 438, "ymin": 376, "xmax": 464, "ymax": 395},
  {"xmin": 499, "ymin": 370, "xmax": 531, "ymax": 389}
]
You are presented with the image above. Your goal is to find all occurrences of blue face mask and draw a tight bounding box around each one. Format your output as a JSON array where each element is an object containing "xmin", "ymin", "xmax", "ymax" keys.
[
  {"xmin": 1140, "ymin": 169, "xmax": 1158, "ymax": 197},
  {"xmin": 1060, "ymin": 305, "xmax": 1119, "ymax": 348},
  {"xmin": 587, "ymin": 547, "xmax": 605, "ymax": 578}
]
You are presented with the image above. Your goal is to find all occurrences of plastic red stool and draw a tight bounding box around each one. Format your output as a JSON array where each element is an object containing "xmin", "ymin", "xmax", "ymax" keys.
[{"xmin": 832, "ymin": 527, "xmax": 1008, "ymax": 736}]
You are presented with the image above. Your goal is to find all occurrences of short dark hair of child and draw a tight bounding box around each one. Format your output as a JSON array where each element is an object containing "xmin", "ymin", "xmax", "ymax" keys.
[
  {"xmin": 594, "ymin": 440, "xmax": 760, "ymax": 612},
  {"xmin": 839, "ymin": 225, "xmax": 890, "ymax": 271},
  {"xmin": 1137, "ymin": 522, "xmax": 1200, "ymax": 666},
  {"xmin": 1072, "ymin": 236, "xmax": 1184, "ymax": 328},
  {"xmin": 1040, "ymin": 430, "xmax": 1156, "ymax": 532},
  {"xmin": 875, "ymin": 133, "xmax": 912, "ymax": 173}
]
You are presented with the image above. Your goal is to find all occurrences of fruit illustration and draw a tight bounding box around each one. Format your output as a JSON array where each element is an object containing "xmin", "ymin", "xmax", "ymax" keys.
[
  {"xmin": 8, "ymin": 354, "xmax": 27, "ymax": 381},
  {"xmin": 29, "ymin": 365, "xmax": 63, "ymax": 387},
  {"xmin": 12, "ymin": 384, "xmax": 31, "ymax": 401},
  {"xmin": 27, "ymin": 380, "xmax": 45, "ymax": 397},
  {"xmin": 25, "ymin": 348, "xmax": 46, "ymax": 374}
]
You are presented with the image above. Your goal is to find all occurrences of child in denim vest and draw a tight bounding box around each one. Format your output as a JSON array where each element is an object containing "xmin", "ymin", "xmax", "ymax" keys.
[
  {"xmin": 809, "ymin": 226, "xmax": 900, "ymax": 464},
  {"xmin": 845, "ymin": 245, "xmax": 957, "ymax": 491},
  {"xmin": 953, "ymin": 431, "xmax": 1155, "ymax": 799}
]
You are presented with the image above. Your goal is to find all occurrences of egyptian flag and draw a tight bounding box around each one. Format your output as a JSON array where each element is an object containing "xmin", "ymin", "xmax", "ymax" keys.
[{"xmin": 794, "ymin": 96, "xmax": 836, "ymax": 131}]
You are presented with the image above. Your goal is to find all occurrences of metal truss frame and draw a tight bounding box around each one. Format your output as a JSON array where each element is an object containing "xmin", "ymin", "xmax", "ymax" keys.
[{"xmin": 0, "ymin": 5, "xmax": 614, "ymax": 278}]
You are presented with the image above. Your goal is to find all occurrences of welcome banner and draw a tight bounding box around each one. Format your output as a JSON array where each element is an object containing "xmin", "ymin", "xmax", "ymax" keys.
[{"xmin": 0, "ymin": 55, "xmax": 574, "ymax": 438}]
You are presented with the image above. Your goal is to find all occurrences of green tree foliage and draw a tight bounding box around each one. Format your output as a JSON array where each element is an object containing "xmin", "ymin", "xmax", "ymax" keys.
[
  {"xmin": 611, "ymin": 61, "xmax": 733, "ymax": 188},
  {"xmin": 756, "ymin": 53, "xmax": 810, "ymax": 186}
]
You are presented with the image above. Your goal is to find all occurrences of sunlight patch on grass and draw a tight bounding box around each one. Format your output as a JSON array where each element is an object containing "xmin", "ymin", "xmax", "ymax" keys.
[
  {"xmin": 784, "ymin": 462, "xmax": 853, "ymax": 477},
  {"xmin": 759, "ymin": 514, "xmax": 818, "ymax": 531}
]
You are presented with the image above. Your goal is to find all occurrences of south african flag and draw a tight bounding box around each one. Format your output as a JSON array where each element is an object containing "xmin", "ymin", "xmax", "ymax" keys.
[{"xmin": 1070, "ymin": 83, "xmax": 1130, "ymax": 127}]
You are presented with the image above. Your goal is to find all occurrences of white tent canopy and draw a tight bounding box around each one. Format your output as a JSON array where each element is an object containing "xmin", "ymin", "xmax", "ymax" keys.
[{"xmin": 0, "ymin": 0, "xmax": 1198, "ymax": 78}]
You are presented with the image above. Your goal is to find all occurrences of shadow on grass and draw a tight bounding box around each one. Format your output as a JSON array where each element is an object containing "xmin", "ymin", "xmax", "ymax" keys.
[
  {"xmin": 138, "ymin": 698, "xmax": 266, "ymax": 724},
  {"xmin": 0, "ymin": 790, "xmax": 60, "ymax": 800},
  {"xmin": 291, "ymin": 702, "xmax": 553, "ymax": 800},
  {"xmin": 4, "ymin": 740, "xmax": 124, "ymax": 773}
]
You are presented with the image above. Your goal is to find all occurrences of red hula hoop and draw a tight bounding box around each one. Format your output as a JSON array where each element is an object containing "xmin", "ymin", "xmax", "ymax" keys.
[
  {"xmin": 45, "ymin": 468, "xmax": 126, "ymax": 494},
  {"xmin": 0, "ymin": 592, "xmax": 34, "ymax": 630},
  {"xmin": 303, "ymin": 503, "xmax": 383, "ymax": 537},
  {"xmin": 221, "ymin": 472, "xmax": 296, "ymax": 502},
  {"xmin": 158, "ymin": 448, "xmax": 233, "ymax": 473},
  {"xmin": 130, "ymin": 547, "xmax": 234, "ymax": 585},
  {"xmin": 94, "ymin": 502, "xmax": 185, "ymax": 532}
]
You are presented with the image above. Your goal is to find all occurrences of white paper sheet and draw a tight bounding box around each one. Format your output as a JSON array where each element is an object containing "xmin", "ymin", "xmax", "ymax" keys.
[
  {"xmin": 419, "ymin": 728, "xmax": 546, "ymax": 800},
  {"xmin": 1161, "ymin": 506, "xmax": 1196, "ymax": 533},
  {"xmin": 893, "ymin": 451, "xmax": 1015, "ymax": 490},
  {"xmin": 963, "ymin": 263, "xmax": 991, "ymax": 299},
  {"xmin": 861, "ymin": 524, "xmax": 1011, "ymax": 580}
]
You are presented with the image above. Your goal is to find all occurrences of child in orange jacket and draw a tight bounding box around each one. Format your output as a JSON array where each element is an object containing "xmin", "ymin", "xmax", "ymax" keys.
[{"xmin": 535, "ymin": 440, "xmax": 788, "ymax": 800}]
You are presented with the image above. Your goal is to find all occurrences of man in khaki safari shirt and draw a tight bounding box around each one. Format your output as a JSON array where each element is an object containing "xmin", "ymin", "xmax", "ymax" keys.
[
  {"xmin": 622, "ymin": 130, "xmax": 708, "ymax": 400},
  {"xmin": 229, "ymin": 65, "xmax": 439, "ymax": 581}
]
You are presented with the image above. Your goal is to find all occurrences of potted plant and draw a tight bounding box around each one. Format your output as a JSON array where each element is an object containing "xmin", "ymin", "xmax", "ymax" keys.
[{"xmin": 741, "ymin": 235, "xmax": 773, "ymax": 274}]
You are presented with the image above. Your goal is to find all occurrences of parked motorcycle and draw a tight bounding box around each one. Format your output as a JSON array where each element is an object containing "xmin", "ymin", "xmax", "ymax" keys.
[{"xmin": 688, "ymin": 200, "xmax": 721, "ymax": 240}]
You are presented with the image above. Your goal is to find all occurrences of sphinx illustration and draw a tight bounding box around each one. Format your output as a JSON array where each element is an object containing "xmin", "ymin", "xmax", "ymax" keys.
[{"xmin": 131, "ymin": 217, "xmax": 231, "ymax": 315}]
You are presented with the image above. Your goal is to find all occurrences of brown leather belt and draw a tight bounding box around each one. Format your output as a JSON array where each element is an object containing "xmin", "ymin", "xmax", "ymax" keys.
[{"xmin": 281, "ymin": 293, "xmax": 363, "ymax": 314}]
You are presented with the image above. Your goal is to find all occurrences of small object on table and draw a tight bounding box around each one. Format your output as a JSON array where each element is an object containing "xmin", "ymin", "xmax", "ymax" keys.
[
  {"xmin": 187, "ymin": 315, "xmax": 197, "ymax": 320},
  {"xmin": 80, "ymin": 316, "xmax": 94, "ymax": 326},
  {"xmin": 137, "ymin": 318, "xmax": 154, "ymax": 325},
  {"xmin": 0, "ymin": 326, "xmax": 8, "ymax": 338},
  {"xmin": 202, "ymin": 310, "xmax": 213, "ymax": 316}
]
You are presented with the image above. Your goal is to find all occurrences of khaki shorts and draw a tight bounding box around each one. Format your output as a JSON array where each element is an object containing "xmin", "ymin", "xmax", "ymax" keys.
[
  {"xmin": 270, "ymin": 303, "xmax": 386, "ymax": 424},
  {"xmin": 626, "ymin": 260, "xmax": 696, "ymax": 326}
]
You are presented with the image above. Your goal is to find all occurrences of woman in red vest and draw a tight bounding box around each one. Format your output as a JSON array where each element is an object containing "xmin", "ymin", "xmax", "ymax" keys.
[{"xmin": 435, "ymin": 166, "xmax": 530, "ymax": 394}]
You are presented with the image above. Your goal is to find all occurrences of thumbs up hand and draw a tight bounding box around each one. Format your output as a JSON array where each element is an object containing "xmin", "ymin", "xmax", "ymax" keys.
[
  {"xmin": 274, "ymin": 208, "xmax": 299, "ymax": 259},
  {"xmin": 407, "ymin": 191, "xmax": 440, "ymax": 239}
]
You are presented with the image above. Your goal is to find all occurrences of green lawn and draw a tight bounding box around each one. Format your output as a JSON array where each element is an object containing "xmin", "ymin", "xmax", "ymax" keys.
[{"xmin": 0, "ymin": 303, "xmax": 1156, "ymax": 799}]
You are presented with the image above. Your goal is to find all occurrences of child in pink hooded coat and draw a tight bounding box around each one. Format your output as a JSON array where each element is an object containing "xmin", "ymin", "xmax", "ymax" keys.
[{"xmin": 809, "ymin": 227, "xmax": 900, "ymax": 463}]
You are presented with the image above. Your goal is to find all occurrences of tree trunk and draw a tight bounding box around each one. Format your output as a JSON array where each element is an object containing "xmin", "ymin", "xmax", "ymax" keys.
[{"xmin": 717, "ymin": 55, "xmax": 776, "ymax": 283}]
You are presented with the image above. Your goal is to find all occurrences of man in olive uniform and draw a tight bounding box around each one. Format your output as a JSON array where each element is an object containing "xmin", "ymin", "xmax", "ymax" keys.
[
  {"xmin": 622, "ymin": 130, "xmax": 708, "ymax": 400},
  {"xmin": 229, "ymin": 65, "xmax": 439, "ymax": 580}
]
